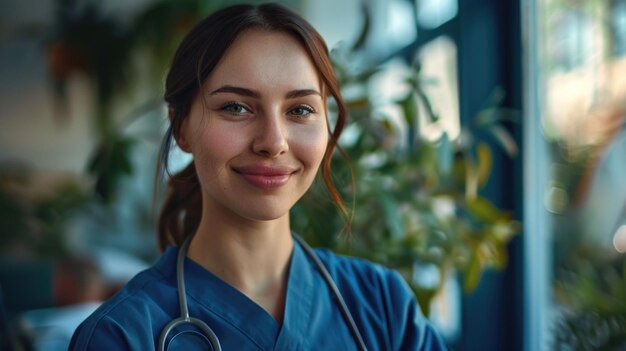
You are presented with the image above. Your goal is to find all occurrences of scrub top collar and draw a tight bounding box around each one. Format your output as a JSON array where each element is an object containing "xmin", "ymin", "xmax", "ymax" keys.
[{"xmin": 154, "ymin": 239, "xmax": 315, "ymax": 350}]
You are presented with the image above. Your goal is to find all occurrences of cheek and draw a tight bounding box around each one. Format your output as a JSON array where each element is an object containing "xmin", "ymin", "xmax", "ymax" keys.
[
  {"xmin": 190, "ymin": 124, "xmax": 242, "ymax": 168},
  {"xmin": 294, "ymin": 126, "xmax": 328, "ymax": 166}
]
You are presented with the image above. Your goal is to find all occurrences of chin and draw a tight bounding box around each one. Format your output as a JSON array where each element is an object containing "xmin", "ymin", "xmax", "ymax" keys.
[{"xmin": 238, "ymin": 205, "xmax": 292, "ymax": 222}]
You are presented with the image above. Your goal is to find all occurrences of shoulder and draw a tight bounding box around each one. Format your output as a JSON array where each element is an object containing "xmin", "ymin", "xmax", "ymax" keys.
[
  {"xmin": 313, "ymin": 248, "xmax": 448, "ymax": 350},
  {"xmin": 313, "ymin": 248, "xmax": 407, "ymax": 296},
  {"xmin": 69, "ymin": 266, "xmax": 175, "ymax": 351}
]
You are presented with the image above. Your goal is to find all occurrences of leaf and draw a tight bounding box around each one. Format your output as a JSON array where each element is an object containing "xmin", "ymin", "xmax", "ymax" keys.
[
  {"xmin": 485, "ymin": 86, "xmax": 505, "ymax": 108},
  {"xmin": 605, "ymin": 266, "xmax": 626, "ymax": 302},
  {"xmin": 398, "ymin": 93, "xmax": 419, "ymax": 150},
  {"xmin": 378, "ymin": 192, "xmax": 404, "ymax": 238},
  {"xmin": 491, "ymin": 221, "xmax": 521, "ymax": 244},
  {"xmin": 487, "ymin": 124, "xmax": 518, "ymax": 157},
  {"xmin": 86, "ymin": 136, "xmax": 136, "ymax": 202},
  {"xmin": 490, "ymin": 241, "xmax": 509, "ymax": 269},
  {"xmin": 415, "ymin": 87, "xmax": 439, "ymax": 123},
  {"xmin": 381, "ymin": 118, "xmax": 395, "ymax": 134},
  {"xmin": 464, "ymin": 249, "xmax": 482, "ymax": 291},
  {"xmin": 463, "ymin": 149, "xmax": 478, "ymax": 199},
  {"xmin": 345, "ymin": 96, "xmax": 370, "ymax": 111},
  {"xmin": 466, "ymin": 196, "xmax": 509, "ymax": 223},
  {"xmin": 476, "ymin": 142, "xmax": 492, "ymax": 187},
  {"xmin": 413, "ymin": 285, "xmax": 438, "ymax": 317},
  {"xmin": 474, "ymin": 107, "xmax": 520, "ymax": 126}
]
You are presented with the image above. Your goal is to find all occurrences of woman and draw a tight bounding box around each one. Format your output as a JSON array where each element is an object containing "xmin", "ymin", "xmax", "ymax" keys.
[{"xmin": 69, "ymin": 3, "xmax": 447, "ymax": 350}]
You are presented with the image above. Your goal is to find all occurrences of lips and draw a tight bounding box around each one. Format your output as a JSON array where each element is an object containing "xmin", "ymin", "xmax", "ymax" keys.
[{"xmin": 233, "ymin": 165, "xmax": 296, "ymax": 189}]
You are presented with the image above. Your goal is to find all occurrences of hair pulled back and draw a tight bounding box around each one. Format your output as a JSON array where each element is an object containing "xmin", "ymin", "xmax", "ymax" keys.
[{"xmin": 157, "ymin": 3, "xmax": 348, "ymax": 251}]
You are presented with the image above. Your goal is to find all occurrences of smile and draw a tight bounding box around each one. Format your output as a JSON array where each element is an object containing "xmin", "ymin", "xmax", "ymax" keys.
[{"xmin": 233, "ymin": 165, "xmax": 296, "ymax": 190}]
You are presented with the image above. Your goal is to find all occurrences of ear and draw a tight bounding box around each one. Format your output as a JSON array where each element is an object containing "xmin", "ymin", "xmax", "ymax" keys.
[{"xmin": 169, "ymin": 107, "xmax": 192, "ymax": 153}]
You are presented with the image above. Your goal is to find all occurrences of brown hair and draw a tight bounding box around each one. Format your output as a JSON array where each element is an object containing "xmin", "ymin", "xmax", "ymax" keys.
[{"xmin": 156, "ymin": 3, "xmax": 349, "ymax": 251}]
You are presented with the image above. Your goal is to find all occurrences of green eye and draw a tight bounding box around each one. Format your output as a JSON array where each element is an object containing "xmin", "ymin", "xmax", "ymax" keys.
[
  {"xmin": 290, "ymin": 105, "xmax": 314, "ymax": 117},
  {"xmin": 221, "ymin": 102, "xmax": 250, "ymax": 114}
]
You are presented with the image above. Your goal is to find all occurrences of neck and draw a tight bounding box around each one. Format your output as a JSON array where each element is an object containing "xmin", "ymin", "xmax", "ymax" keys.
[{"xmin": 186, "ymin": 206, "xmax": 293, "ymax": 323}]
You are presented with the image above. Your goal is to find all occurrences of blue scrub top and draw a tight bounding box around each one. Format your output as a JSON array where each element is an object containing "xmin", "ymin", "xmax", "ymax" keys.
[{"xmin": 69, "ymin": 240, "xmax": 447, "ymax": 350}]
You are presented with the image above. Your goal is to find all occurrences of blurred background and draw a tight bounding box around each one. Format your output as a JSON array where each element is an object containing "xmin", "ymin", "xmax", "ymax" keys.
[{"xmin": 0, "ymin": 0, "xmax": 624, "ymax": 350}]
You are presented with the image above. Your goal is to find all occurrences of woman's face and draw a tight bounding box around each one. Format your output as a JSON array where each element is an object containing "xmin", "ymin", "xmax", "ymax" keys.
[{"xmin": 179, "ymin": 29, "xmax": 328, "ymax": 222}]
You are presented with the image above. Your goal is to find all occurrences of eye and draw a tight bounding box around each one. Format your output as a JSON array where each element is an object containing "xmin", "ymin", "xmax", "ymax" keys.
[
  {"xmin": 221, "ymin": 102, "xmax": 251, "ymax": 115},
  {"xmin": 289, "ymin": 104, "xmax": 315, "ymax": 118}
]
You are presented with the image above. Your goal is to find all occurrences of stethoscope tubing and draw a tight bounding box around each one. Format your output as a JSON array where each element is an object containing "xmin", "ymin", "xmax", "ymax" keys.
[
  {"xmin": 158, "ymin": 233, "xmax": 368, "ymax": 351},
  {"xmin": 157, "ymin": 235, "xmax": 222, "ymax": 351},
  {"xmin": 292, "ymin": 234, "xmax": 368, "ymax": 351}
]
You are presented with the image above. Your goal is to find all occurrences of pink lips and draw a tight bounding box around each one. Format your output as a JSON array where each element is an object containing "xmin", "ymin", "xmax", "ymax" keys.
[{"xmin": 234, "ymin": 165, "xmax": 296, "ymax": 190}]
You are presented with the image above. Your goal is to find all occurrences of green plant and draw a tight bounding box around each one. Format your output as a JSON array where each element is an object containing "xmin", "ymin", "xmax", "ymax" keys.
[
  {"xmin": 0, "ymin": 165, "xmax": 89, "ymax": 257},
  {"xmin": 554, "ymin": 256, "xmax": 626, "ymax": 350},
  {"xmin": 292, "ymin": 13, "xmax": 521, "ymax": 314}
]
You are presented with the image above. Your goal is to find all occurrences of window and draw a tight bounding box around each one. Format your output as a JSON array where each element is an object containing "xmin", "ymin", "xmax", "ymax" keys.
[{"xmin": 529, "ymin": 0, "xmax": 626, "ymax": 349}]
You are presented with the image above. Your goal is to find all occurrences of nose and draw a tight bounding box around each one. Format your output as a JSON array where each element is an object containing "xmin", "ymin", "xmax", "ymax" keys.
[{"xmin": 252, "ymin": 112, "xmax": 289, "ymax": 157}]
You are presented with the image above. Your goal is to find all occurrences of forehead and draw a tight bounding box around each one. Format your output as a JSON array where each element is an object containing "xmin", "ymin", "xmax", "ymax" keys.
[{"xmin": 204, "ymin": 29, "xmax": 322, "ymax": 92}]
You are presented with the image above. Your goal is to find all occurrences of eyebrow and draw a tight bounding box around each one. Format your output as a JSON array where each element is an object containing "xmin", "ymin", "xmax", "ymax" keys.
[
  {"xmin": 209, "ymin": 85, "xmax": 321, "ymax": 99},
  {"xmin": 285, "ymin": 89, "xmax": 322, "ymax": 99}
]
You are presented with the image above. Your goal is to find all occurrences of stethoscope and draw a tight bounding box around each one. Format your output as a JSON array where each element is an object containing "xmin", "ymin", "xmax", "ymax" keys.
[{"xmin": 157, "ymin": 234, "xmax": 368, "ymax": 351}]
